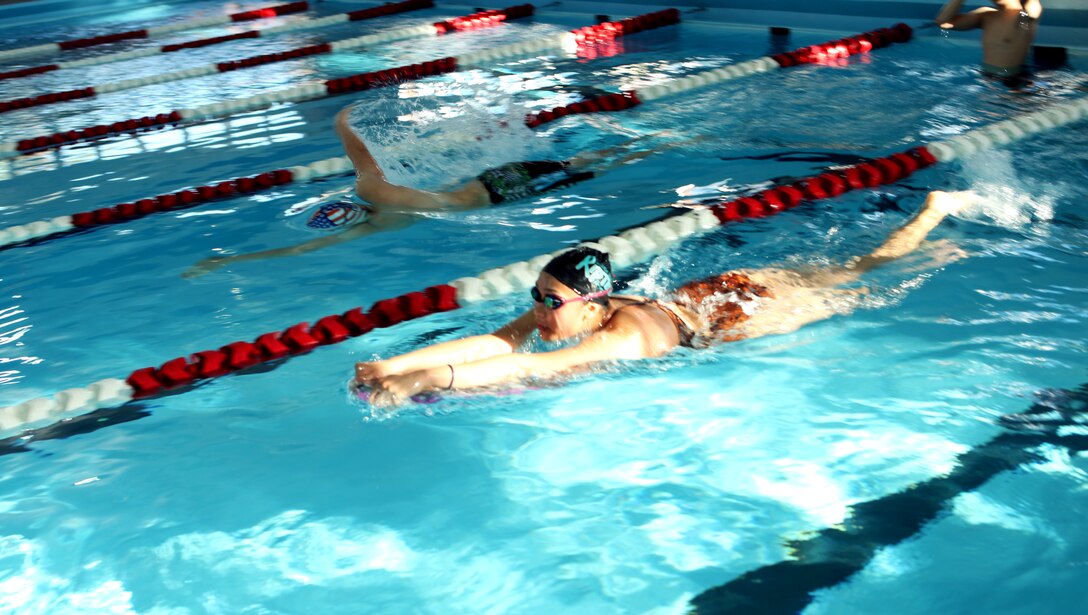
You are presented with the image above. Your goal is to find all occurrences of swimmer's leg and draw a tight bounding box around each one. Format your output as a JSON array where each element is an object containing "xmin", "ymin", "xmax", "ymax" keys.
[
  {"xmin": 567, "ymin": 132, "xmax": 704, "ymax": 173},
  {"xmin": 764, "ymin": 190, "xmax": 972, "ymax": 288}
]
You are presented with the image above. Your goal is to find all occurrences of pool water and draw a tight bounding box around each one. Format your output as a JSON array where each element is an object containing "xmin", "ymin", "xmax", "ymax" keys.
[{"xmin": 1, "ymin": 1, "xmax": 1086, "ymax": 613}]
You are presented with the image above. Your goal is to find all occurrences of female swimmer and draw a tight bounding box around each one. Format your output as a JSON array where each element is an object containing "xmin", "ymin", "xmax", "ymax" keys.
[
  {"xmin": 355, "ymin": 190, "xmax": 973, "ymax": 406},
  {"xmin": 183, "ymin": 104, "xmax": 663, "ymax": 278}
]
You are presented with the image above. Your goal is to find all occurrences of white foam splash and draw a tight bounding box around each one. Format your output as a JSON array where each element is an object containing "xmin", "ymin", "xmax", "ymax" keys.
[
  {"xmin": 957, "ymin": 150, "xmax": 1056, "ymax": 230},
  {"xmin": 348, "ymin": 93, "xmax": 543, "ymax": 190},
  {"xmin": 151, "ymin": 510, "xmax": 414, "ymax": 595},
  {"xmin": 0, "ymin": 534, "xmax": 137, "ymax": 614}
]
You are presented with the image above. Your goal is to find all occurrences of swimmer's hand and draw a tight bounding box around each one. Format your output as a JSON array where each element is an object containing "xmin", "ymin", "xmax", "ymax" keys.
[
  {"xmin": 367, "ymin": 371, "xmax": 429, "ymax": 408},
  {"xmin": 924, "ymin": 190, "xmax": 978, "ymax": 217},
  {"xmin": 182, "ymin": 256, "xmax": 230, "ymax": 279},
  {"xmin": 354, "ymin": 361, "xmax": 390, "ymax": 387}
]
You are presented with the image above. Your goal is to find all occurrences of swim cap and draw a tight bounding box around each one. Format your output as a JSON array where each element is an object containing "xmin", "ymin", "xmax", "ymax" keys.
[
  {"xmin": 541, "ymin": 247, "xmax": 613, "ymax": 304},
  {"xmin": 306, "ymin": 201, "xmax": 368, "ymax": 230}
]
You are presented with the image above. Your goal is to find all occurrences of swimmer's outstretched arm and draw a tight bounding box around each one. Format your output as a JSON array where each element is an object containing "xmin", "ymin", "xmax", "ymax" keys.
[
  {"xmin": 366, "ymin": 310, "xmax": 651, "ymax": 407},
  {"xmin": 935, "ymin": 0, "xmax": 992, "ymax": 29},
  {"xmin": 336, "ymin": 107, "xmax": 485, "ymax": 211},
  {"xmin": 182, "ymin": 213, "xmax": 414, "ymax": 278},
  {"xmin": 355, "ymin": 312, "xmax": 537, "ymax": 385}
]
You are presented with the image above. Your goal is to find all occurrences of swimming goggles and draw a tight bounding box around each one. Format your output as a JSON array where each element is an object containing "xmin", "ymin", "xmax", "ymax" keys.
[{"xmin": 530, "ymin": 286, "xmax": 609, "ymax": 310}]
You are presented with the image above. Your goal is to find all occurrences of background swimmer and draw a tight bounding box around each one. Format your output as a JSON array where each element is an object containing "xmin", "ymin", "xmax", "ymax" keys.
[
  {"xmin": 355, "ymin": 190, "xmax": 975, "ymax": 406},
  {"xmin": 935, "ymin": 0, "xmax": 1043, "ymax": 86},
  {"xmin": 183, "ymin": 104, "xmax": 672, "ymax": 278}
]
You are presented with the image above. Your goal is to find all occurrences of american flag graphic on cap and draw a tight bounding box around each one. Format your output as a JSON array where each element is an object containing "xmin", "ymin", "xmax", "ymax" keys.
[{"xmin": 307, "ymin": 201, "xmax": 367, "ymax": 230}]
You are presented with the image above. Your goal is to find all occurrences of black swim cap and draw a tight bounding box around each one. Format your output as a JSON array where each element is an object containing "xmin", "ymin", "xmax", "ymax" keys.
[{"xmin": 541, "ymin": 246, "xmax": 613, "ymax": 304}]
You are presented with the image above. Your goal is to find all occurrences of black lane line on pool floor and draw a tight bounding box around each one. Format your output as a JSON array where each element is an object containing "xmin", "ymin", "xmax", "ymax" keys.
[{"xmin": 688, "ymin": 382, "xmax": 1088, "ymax": 615}]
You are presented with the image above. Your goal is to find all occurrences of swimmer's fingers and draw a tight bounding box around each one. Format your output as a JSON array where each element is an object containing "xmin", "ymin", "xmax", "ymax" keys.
[
  {"xmin": 354, "ymin": 361, "xmax": 386, "ymax": 386},
  {"xmin": 372, "ymin": 373, "xmax": 427, "ymax": 406}
]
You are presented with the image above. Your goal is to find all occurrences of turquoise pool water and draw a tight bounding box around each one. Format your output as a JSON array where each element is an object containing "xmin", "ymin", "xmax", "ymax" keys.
[{"xmin": 0, "ymin": 1, "xmax": 1086, "ymax": 613}]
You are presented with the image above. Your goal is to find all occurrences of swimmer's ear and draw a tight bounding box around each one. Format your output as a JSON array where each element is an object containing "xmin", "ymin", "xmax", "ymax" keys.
[{"xmin": 583, "ymin": 302, "xmax": 605, "ymax": 319}]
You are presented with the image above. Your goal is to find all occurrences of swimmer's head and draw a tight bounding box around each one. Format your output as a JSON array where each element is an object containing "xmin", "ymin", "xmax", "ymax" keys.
[
  {"xmin": 306, "ymin": 201, "xmax": 368, "ymax": 230},
  {"xmin": 532, "ymin": 247, "xmax": 614, "ymax": 341}
]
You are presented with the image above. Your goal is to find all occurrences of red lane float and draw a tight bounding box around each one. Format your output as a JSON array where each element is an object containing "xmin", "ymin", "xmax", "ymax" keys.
[
  {"xmin": 569, "ymin": 8, "xmax": 679, "ymax": 44},
  {"xmin": 434, "ymin": 4, "xmax": 534, "ymax": 33},
  {"xmin": 526, "ymin": 22, "xmax": 914, "ymax": 128},
  {"xmin": 710, "ymin": 147, "xmax": 937, "ymax": 224},
  {"xmin": 125, "ymin": 285, "xmax": 461, "ymax": 397},
  {"xmin": 0, "ymin": 64, "xmax": 61, "ymax": 81},
  {"xmin": 160, "ymin": 31, "xmax": 261, "ymax": 53},
  {"xmin": 230, "ymin": 1, "xmax": 309, "ymax": 22},
  {"xmin": 324, "ymin": 57, "xmax": 459, "ymax": 94},
  {"xmin": 69, "ymin": 169, "xmax": 294, "ymax": 230},
  {"xmin": 526, "ymin": 91, "xmax": 641, "ymax": 128},
  {"xmin": 771, "ymin": 23, "xmax": 913, "ymax": 67}
]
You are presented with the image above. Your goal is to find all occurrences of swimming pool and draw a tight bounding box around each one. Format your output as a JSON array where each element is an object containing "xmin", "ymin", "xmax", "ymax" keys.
[{"xmin": 1, "ymin": 1, "xmax": 1086, "ymax": 613}]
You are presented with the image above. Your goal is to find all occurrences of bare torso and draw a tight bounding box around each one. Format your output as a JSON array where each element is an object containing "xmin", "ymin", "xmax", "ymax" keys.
[{"xmin": 980, "ymin": 7, "xmax": 1037, "ymax": 69}]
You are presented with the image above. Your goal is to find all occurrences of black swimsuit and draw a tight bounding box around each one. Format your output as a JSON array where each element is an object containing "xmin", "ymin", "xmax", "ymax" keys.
[{"xmin": 476, "ymin": 160, "xmax": 595, "ymax": 205}]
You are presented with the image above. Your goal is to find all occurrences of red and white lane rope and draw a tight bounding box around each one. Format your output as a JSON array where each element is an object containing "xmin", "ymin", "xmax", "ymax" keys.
[
  {"xmin": 0, "ymin": 2, "xmax": 515, "ymax": 114},
  {"xmin": 0, "ymin": 2, "xmax": 310, "ymax": 62},
  {"xmin": 0, "ymin": 7, "xmax": 678, "ymax": 157},
  {"xmin": 0, "ymin": 0, "xmax": 432, "ymax": 84},
  {"xmin": 526, "ymin": 23, "xmax": 914, "ymax": 128},
  {"xmin": 1, "ymin": 96, "xmax": 1084, "ymax": 432}
]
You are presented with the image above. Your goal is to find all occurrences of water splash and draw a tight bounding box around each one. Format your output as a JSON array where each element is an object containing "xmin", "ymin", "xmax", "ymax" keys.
[
  {"xmin": 958, "ymin": 149, "xmax": 1056, "ymax": 230},
  {"xmin": 347, "ymin": 92, "xmax": 545, "ymax": 191}
]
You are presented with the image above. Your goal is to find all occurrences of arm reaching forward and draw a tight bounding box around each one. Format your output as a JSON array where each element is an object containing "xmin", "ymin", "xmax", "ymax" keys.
[
  {"xmin": 936, "ymin": 0, "xmax": 993, "ymax": 30},
  {"xmin": 365, "ymin": 310, "xmax": 650, "ymax": 406}
]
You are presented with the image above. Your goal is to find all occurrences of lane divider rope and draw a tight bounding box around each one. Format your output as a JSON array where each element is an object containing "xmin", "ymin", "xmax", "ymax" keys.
[
  {"xmin": 0, "ymin": 0, "xmax": 433, "ymax": 84},
  {"xmin": 0, "ymin": 2, "xmax": 310, "ymax": 61},
  {"xmin": 527, "ymin": 22, "xmax": 913, "ymax": 128},
  {"xmin": 1, "ymin": 95, "xmax": 1083, "ymax": 431},
  {"xmin": 0, "ymin": 1, "xmax": 524, "ymax": 114},
  {"xmin": 0, "ymin": 9, "xmax": 679, "ymax": 248},
  {"xmin": 0, "ymin": 7, "xmax": 678, "ymax": 157}
]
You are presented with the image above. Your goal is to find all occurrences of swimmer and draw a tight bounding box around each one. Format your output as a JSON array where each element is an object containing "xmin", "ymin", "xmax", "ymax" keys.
[
  {"xmin": 935, "ymin": 0, "xmax": 1043, "ymax": 87},
  {"xmin": 355, "ymin": 190, "xmax": 974, "ymax": 407},
  {"xmin": 183, "ymin": 104, "xmax": 667, "ymax": 278}
]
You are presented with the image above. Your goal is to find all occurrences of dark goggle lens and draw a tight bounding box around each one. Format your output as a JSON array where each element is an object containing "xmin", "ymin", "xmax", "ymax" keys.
[{"xmin": 530, "ymin": 287, "xmax": 565, "ymax": 309}]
